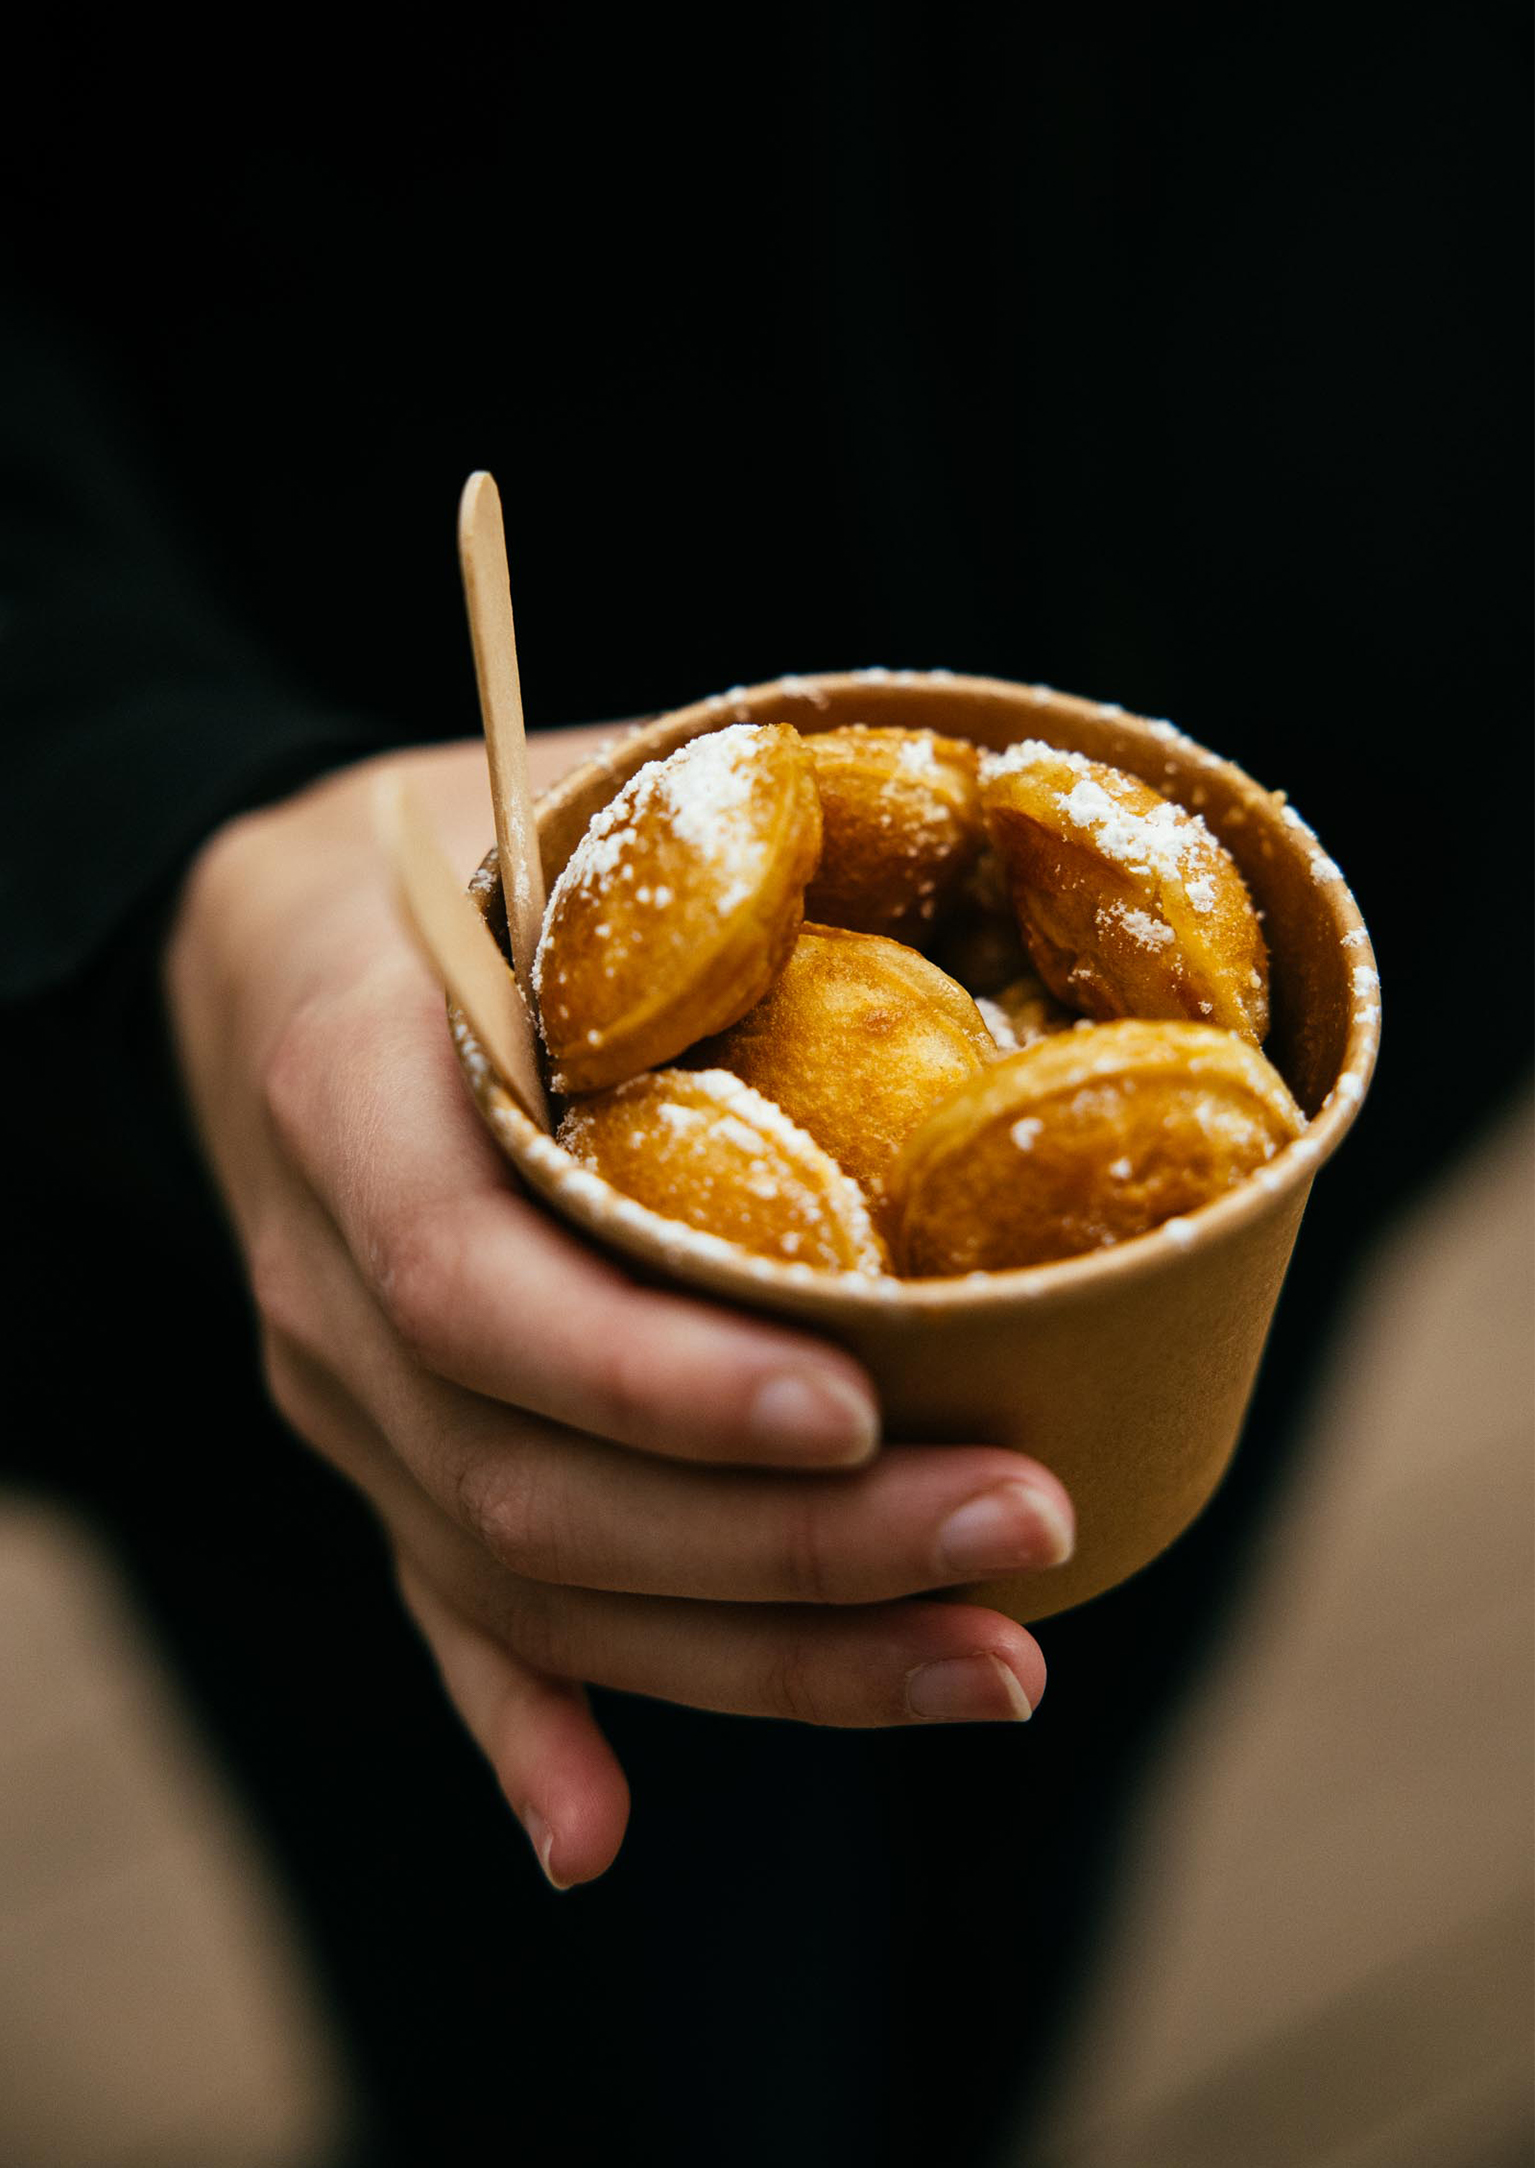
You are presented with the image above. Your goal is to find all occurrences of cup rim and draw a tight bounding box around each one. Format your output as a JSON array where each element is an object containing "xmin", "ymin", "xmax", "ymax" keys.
[{"xmin": 453, "ymin": 668, "xmax": 1381, "ymax": 1319}]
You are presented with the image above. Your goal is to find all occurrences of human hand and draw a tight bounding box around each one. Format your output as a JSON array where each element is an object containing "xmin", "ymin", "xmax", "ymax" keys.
[{"xmin": 164, "ymin": 737, "xmax": 1074, "ymax": 1888}]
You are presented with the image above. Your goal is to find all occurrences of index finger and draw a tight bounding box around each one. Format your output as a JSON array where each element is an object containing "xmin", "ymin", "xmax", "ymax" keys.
[{"xmin": 266, "ymin": 965, "xmax": 882, "ymax": 1468}]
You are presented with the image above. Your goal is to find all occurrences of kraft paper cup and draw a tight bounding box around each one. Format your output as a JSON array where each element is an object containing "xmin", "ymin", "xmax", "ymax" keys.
[{"xmin": 450, "ymin": 671, "xmax": 1380, "ymax": 1622}]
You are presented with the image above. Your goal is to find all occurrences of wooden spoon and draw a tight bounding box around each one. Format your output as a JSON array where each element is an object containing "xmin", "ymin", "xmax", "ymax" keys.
[{"xmin": 457, "ymin": 471, "xmax": 548, "ymax": 1002}]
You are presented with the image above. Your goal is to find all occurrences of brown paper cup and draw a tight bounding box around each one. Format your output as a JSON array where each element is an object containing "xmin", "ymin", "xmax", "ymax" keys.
[{"xmin": 451, "ymin": 672, "xmax": 1380, "ymax": 1622}]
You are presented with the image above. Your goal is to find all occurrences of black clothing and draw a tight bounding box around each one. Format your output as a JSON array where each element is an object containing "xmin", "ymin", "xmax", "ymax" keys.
[{"xmin": 3, "ymin": 13, "xmax": 1527, "ymax": 2165}]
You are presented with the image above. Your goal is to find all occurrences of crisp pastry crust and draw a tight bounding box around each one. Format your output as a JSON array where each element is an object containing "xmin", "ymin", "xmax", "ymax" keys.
[
  {"xmin": 691, "ymin": 922, "xmax": 997, "ymax": 1235},
  {"xmin": 803, "ymin": 725, "xmax": 984, "ymax": 940},
  {"xmin": 534, "ymin": 724, "xmax": 822, "ymax": 1094},
  {"xmin": 556, "ymin": 1068, "xmax": 887, "ymax": 1274},
  {"xmin": 981, "ymin": 742, "xmax": 1270, "ymax": 1043},
  {"xmin": 892, "ymin": 1019, "xmax": 1305, "ymax": 1275}
]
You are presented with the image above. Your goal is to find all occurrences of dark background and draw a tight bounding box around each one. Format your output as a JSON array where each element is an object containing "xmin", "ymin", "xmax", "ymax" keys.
[{"xmin": 2, "ymin": 9, "xmax": 1528, "ymax": 2165}]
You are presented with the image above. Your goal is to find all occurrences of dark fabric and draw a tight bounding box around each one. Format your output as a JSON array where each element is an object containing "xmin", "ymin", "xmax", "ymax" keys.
[
  {"xmin": 2, "ymin": 10, "xmax": 1527, "ymax": 2166},
  {"xmin": 0, "ymin": 304, "xmax": 384, "ymax": 999}
]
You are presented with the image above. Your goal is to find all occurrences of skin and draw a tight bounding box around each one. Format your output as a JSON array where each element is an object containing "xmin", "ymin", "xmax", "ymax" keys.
[{"xmin": 164, "ymin": 734, "xmax": 1076, "ymax": 1890}]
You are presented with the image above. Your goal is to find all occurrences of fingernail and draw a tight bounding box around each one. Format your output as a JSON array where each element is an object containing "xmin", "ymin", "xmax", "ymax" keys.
[
  {"xmin": 751, "ymin": 1371, "xmax": 879, "ymax": 1464},
  {"xmin": 935, "ymin": 1481, "xmax": 1075, "ymax": 1576},
  {"xmin": 523, "ymin": 1808, "xmax": 570, "ymax": 1891},
  {"xmin": 906, "ymin": 1653, "xmax": 1033, "ymax": 1723}
]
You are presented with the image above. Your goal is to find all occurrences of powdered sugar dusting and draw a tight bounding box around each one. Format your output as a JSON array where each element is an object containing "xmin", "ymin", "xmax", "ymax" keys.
[
  {"xmin": 713, "ymin": 1113, "xmax": 772, "ymax": 1157},
  {"xmin": 652, "ymin": 728, "xmax": 771, "ymax": 909},
  {"xmin": 451, "ymin": 1011, "xmax": 490, "ymax": 1086},
  {"xmin": 554, "ymin": 1068, "xmax": 886, "ymax": 1277},
  {"xmin": 1057, "ymin": 778, "xmax": 1207, "ymax": 885},
  {"xmin": 1101, "ymin": 900, "xmax": 1176, "ymax": 950},
  {"xmin": 982, "ymin": 738, "xmax": 1092, "ymax": 784},
  {"xmin": 895, "ymin": 733, "xmax": 939, "ymax": 776},
  {"xmin": 983, "ymin": 742, "xmax": 1221, "ymax": 912},
  {"xmin": 535, "ymin": 725, "xmax": 775, "ymax": 999},
  {"xmin": 975, "ymin": 997, "xmax": 1019, "ymax": 1051}
]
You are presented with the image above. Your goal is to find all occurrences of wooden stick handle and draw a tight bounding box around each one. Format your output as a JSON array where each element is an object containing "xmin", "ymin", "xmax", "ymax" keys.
[
  {"xmin": 457, "ymin": 472, "xmax": 548, "ymax": 993},
  {"xmin": 377, "ymin": 772, "xmax": 551, "ymax": 1133}
]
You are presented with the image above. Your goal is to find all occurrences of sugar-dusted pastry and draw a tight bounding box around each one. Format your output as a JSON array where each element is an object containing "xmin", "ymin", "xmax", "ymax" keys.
[
  {"xmin": 691, "ymin": 923, "xmax": 997, "ymax": 1234},
  {"xmin": 892, "ymin": 1020, "xmax": 1305, "ymax": 1275},
  {"xmin": 976, "ymin": 970, "xmax": 1076, "ymax": 1053},
  {"xmin": 804, "ymin": 725, "xmax": 984, "ymax": 940},
  {"xmin": 557, "ymin": 1068, "xmax": 887, "ymax": 1274},
  {"xmin": 534, "ymin": 724, "xmax": 821, "ymax": 1094},
  {"xmin": 981, "ymin": 741, "xmax": 1270, "ymax": 1044}
]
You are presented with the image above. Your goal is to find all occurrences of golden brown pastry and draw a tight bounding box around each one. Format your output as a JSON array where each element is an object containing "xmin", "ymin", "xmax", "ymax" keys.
[
  {"xmin": 981, "ymin": 741, "xmax": 1270, "ymax": 1043},
  {"xmin": 534, "ymin": 724, "xmax": 821, "ymax": 1094},
  {"xmin": 892, "ymin": 1020, "xmax": 1305, "ymax": 1275},
  {"xmin": 557, "ymin": 1068, "xmax": 887, "ymax": 1274},
  {"xmin": 803, "ymin": 725, "xmax": 984, "ymax": 940},
  {"xmin": 691, "ymin": 923, "xmax": 996, "ymax": 1235}
]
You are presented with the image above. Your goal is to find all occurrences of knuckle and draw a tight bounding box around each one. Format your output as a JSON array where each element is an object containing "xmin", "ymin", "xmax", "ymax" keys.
[
  {"xmin": 780, "ymin": 1493, "xmax": 839, "ymax": 1606},
  {"xmin": 454, "ymin": 1455, "xmax": 539, "ymax": 1575},
  {"xmin": 763, "ymin": 1635, "xmax": 831, "ymax": 1727},
  {"xmin": 261, "ymin": 1001, "xmax": 330, "ymax": 1149},
  {"xmin": 374, "ymin": 1217, "xmax": 453, "ymax": 1362},
  {"xmin": 471, "ymin": 1457, "xmax": 583, "ymax": 1589}
]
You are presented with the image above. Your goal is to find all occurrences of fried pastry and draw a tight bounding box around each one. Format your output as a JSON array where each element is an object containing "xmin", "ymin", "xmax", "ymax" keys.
[
  {"xmin": 803, "ymin": 725, "xmax": 984, "ymax": 940},
  {"xmin": 557, "ymin": 1068, "xmax": 887, "ymax": 1273},
  {"xmin": 691, "ymin": 923, "xmax": 997, "ymax": 1234},
  {"xmin": 893, "ymin": 1019, "xmax": 1305, "ymax": 1275},
  {"xmin": 982, "ymin": 742, "xmax": 1270, "ymax": 1043},
  {"xmin": 534, "ymin": 723, "xmax": 821, "ymax": 1094}
]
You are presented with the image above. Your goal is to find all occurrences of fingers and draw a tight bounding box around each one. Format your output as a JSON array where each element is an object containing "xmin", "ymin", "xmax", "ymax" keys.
[
  {"xmin": 409, "ymin": 1407, "xmax": 1075, "ymax": 1606},
  {"xmin": 501, "ymin": 1580, "xmax": 1047, "ymax": 1730},
  {"xmin": 263, "ymin": 972, "xmax": 881, "ymax": 1468},
  {"xmin": 263, "ymin": 1201, "xmax": 1075, "ymax": 1606},
  {"xmin": 267, "ymin": 1331, "xmax": 1049, "ymax": 1733},
  {"xmin": 396, "ymin": 1452, "xmax": 1049, "ymax": 1729},
  {"xmin": 399, "ymin": 1567, "xmax": 630, "ymax": 1891}
]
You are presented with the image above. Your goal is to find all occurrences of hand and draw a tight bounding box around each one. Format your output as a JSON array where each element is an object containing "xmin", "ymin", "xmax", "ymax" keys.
[{"xmin": 164, "ymin": 737, "xmax": 1075, "ymax": 1888}]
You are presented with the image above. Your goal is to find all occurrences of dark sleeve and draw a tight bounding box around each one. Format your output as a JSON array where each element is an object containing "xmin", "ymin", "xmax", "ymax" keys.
[
  {"xmin": 0, "ymin": 300, "xmax": 389, "ymax": 1238},
  {"xmin": 0, "ymin": 300, "xmax": 385, "ymax": 1003}
]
